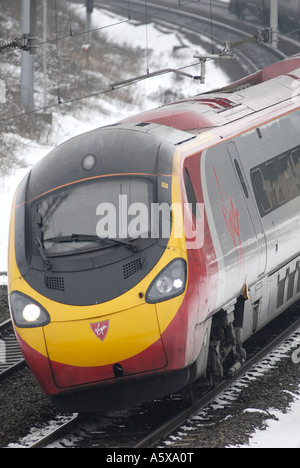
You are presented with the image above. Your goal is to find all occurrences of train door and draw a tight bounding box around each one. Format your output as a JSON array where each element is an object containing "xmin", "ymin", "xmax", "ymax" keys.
[{"xmin": 227, "ymin": 141, "xmax": 267, "ymax": 277}]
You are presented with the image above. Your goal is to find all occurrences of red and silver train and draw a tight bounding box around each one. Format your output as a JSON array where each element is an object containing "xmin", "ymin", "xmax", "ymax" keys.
[{"xmin": 8, "ymin": 54, "xmax": 300, "ymax": 412}]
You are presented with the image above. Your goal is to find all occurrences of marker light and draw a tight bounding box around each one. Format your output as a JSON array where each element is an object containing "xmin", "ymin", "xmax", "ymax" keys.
[
  {"xmin": 146, "ymin": 258, "xmax": 187, "ymax": 303},
  {"xmin": 9, "ymin": 291, "xmax": 50, "ymax": 328},
  {"xmin": 82, "ymin": 154, "xmax": 96, "ymax": 171},
  {"xmin": 173, "ymin": 278, "xmax": 184, "ymax": 289}
]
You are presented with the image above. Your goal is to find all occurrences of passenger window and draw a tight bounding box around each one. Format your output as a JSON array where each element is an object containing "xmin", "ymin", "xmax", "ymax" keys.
[
  {"xmin": 265, "ymin": 161, "xmax": 285, "ymax": 206},
  {"xmin": 184, "ymin": 168, "xmax": 201, "ymax": 221},
  {"xmin": 279, "ymin": 155, "xmax": 297, "ymax": 200},
  {"xmin": 250, "ymin": 144, "xmax": 300, "ymax": 217},
  {"xmin": 251, "ymin": 168, "xmax": 272, "ymax": 216},
  {"xmin": 292, "ymin": 148, "xmax": 300, "ymax": 185}
]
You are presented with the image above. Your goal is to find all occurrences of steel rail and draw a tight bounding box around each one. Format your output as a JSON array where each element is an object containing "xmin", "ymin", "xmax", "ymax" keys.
[
  {"xmin": 98, "ymin": 0, "xmax": 287, "ymax": 75},
  {"xmin": 28, "ymin": 414, "xmax": 81, "ymax": 449},
  {"xmin": 25, "ymin": 316, "xmax": 300, "ymax": 448}
]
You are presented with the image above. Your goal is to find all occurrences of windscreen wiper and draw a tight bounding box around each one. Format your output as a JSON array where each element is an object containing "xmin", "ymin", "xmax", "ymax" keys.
[
  {"xmin": 35, "ymin": 236, "xmax": 51, "ymax": 270},
  {"xmin": 44, "ymin": 234, "xmax": 140, "ymax": 253},
  {"xmin": 104, "ymin": 236, "xmax": 140, "ymax": 253}
]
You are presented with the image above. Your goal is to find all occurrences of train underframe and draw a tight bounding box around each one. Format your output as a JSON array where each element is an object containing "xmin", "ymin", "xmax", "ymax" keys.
[{"xmin": 182, "ymin": 298, "xmax": 248, "ymax": 406}]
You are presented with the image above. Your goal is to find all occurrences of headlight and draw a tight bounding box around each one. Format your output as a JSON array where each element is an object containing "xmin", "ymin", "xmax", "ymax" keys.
[
  {"xmin": 146, "ymin": 258, "xmax": 187, "ymax": 303},
  {"xmin": 9, "ymin": 291, "xmax": 50, "ymax": 328}
]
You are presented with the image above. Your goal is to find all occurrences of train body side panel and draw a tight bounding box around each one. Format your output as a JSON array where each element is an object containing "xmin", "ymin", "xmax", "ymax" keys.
[{"xmin": 201, "ymin": 142, "xmax": 260, "ymax": 312}]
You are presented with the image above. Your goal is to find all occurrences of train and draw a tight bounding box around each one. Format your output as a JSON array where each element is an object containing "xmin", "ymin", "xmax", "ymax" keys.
[
  {"xmin": 229, "ymin": 0, "xmax": 300, "ymax": 36},
  {"xmin": 7, "ymin": 53, "xmax": 300, "ymax": 412}
]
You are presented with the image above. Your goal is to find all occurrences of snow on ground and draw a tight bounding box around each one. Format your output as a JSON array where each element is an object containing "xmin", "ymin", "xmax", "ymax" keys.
[
  {"xmin": 232, "ymin": 337, "xmax": 300, "ymax": 448},
  {"xmin": 241, "ymin": 397, "xmax": 300, "ymax": 448},
  {"xmin": 161, "ymin": 334, "xmax": 300, "ymax": 449}
]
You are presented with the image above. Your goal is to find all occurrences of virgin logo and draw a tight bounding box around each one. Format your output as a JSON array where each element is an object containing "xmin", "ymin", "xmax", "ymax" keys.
[{"xmin": 90, "ymin": 320, "xmax": 109, "ymax": 341}]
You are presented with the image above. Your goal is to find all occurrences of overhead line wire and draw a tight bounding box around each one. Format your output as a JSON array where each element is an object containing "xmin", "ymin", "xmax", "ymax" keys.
[
  {"xmin": 0, "ymin": 0, "xmax": 206, "ymax": 124},
  {"xmin": 1, "ymin": 0, "xmax": 297, "ymax": 124},
  {"xmin": 0, "ymin": 61, "xmax": 202, "ymax": 125},
  {"xmin": 34, "ymin": 0, "xmax": 203, "ymax": 48}
]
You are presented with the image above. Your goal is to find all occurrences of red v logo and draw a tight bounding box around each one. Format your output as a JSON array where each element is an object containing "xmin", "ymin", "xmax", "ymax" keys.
[{"xmin": 90, "ymin": 320, "xmax": 109, "ymax": 341}]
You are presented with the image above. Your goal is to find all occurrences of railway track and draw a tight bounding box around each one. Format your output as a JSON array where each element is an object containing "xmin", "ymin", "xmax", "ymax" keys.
[
  {"xmin": 0, "ymin": 319, "xmax": 25, "ymax": 380},
  {"xmin": 19, "ymin": 309, "xmax": 300, "ymax": 448},
  {"xmin": 136, "ymin": 315, "xmax": 300, "ymax": 448},
  {"xmin": 98, "ymin": 0, "xmax": 295, "ymax": 80}
]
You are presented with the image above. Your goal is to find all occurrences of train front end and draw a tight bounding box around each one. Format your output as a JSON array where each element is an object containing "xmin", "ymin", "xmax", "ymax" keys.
[{"xmin": 8, "ymin": 124, "xmax": 198, "ymax": 412}]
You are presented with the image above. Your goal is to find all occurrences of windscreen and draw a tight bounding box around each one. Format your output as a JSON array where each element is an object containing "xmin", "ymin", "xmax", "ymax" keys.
[{"xmin": 32, "ymin": 177, "xmax": 154, "ymax": 256}]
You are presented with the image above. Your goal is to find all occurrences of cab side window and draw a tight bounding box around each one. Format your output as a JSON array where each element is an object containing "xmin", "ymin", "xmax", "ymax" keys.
[{"xmin": 184, "ymin": 168, "xmax": 201, "ymax": 221}]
